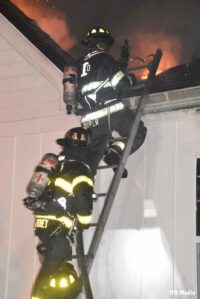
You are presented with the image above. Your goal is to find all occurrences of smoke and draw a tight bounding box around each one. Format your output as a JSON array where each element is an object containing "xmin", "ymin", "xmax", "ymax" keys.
[
  {"xmin": 11, "ymin": 0, "xmax": 200, "ymax": 74},
  {"xmin": 11, "ymin": 0, "xmax": 76, "ymax": 51},
  {"xmin": 60, "ymin": 0, "xmax": 200, "ymax": 65}
]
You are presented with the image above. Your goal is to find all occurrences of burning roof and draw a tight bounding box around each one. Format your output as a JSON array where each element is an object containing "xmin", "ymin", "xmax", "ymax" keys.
[
  {"xmin": 126, "ymin": 58, "xmax": 200, "ymax": 98},
  {"xmin": 151, "ymin": 59, "xmax": 200, "ymax": 93},
  {"xmin": 1, "ymin": 0, "xmax": 200, "ymax": 97}
]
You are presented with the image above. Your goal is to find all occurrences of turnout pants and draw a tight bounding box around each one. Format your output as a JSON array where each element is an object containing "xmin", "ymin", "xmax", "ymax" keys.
[
  {"xmin": 31, "ymin": 232, "xmax": 72, "ymax": 298},
  {"xmin": 82, "ymin": 107, "xmax": 147, "ymax": 175}
]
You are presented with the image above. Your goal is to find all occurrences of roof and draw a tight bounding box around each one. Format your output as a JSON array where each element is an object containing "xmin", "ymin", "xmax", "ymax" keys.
[
  {"xmin": 125, "ymin": 58, "xmax": 200, "ymax": 97},
  {"xmin": 1, "ymin": 0, "xmax": 200, "ymax": 96},
  {"xmin": 151, "ymin": 58, "xmax": 200, "ymax": 93},
  {"xmin": 0, "ymin": 0, "xmax": 75, "ymax": 70}
]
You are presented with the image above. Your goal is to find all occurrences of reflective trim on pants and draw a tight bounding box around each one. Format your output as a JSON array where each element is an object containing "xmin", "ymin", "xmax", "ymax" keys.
[{"xmin": 81, "ymin": 102, "xmax": 125, "ymax": 128}]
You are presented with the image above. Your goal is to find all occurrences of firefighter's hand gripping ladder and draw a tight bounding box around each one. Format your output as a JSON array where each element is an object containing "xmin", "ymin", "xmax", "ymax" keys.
[{"xmin": 75, "ymin": 48, "xmax": 163, "ymax": 299}]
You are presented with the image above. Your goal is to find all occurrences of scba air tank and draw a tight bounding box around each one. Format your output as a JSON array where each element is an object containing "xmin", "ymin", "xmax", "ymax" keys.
[
  {"xmin": 63, "ymin": 65, "xmax": 78, "ymax": 108},
  {"xmin": 27, "ymin": 153, "xmax": 58, "ymax": 199}
]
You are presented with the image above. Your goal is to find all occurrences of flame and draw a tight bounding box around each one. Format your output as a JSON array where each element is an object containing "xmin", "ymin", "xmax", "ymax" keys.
[
  {"xmin": 11, "ymin": 0, "xmax": 76, "ymax": 51},
  {"xmin": 10, "ymin": 2, "xmax": 182, "ymax": 80},
  {"xmin": 141, "ymin": 69, "xmax": 163, "ymax": 80},
  {"xmin": 129, "ymin": 32, "xmax": 181, "ymax": 79}
]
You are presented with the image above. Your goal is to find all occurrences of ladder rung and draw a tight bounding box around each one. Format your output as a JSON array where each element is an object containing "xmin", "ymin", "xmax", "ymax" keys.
[
  {"xmin": 108, "ymin": 136, "xmax": 127, "ymax": 143},
  {"xmin": 86, "ymin": 49, "xmax": 163, "ymax": 273},
  {"xmin": 96, "ymin": 193, "xmax": 107, "ymax": 197},
  {"xmin": 130, "ymin": 83, "xmax": 145, "ymax": 90},
  {"xmin": 72, "ymin": 254, "xmax": 95, "ymax": 260},
  {"xmin": 72, "ymin": 254, "xmax": 87, "ymax": 259},
  {"xmin": 89, "ymin": 223, "xmax": 98, "ymax": 227},
  {"xmin": 97, "ymin": 164, "xmax": 118, "ymax": 170}
]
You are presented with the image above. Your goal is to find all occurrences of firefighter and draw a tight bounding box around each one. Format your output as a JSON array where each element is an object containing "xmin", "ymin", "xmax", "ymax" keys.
[
  {"xmin": 65, "ymin": 26, "xmax": 147, "ymax": 177},
  {"xmin": 24, "ymin": 127, "xmax": 94, "ymax": 299}
]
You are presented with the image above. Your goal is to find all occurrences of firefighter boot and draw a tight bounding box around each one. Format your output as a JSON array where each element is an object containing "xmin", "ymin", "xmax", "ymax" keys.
[{"xmin": 103, "ymin": 147, "xmax": 128, "ymax": 178}]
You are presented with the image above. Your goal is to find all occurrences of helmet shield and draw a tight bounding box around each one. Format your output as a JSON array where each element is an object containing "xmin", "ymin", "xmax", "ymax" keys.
[{"xmin": 57, "ymin": 127, "xmax": 91, "ymax": 148}]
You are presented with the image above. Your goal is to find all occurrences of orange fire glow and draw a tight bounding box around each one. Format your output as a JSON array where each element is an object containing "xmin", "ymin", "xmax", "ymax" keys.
[
  {"xmin": 11, "ymin": 0, "xmax": 77, "ymax": 51},
  {"xmin": 10, "ymin": 2, "xmax": 181, "ymax": 79},
  {"xmin": 129, "ymin": 32, "xmax": 181, "ymax": 79},
  {"xmin": 141, "ymin": 69, "xmax": 162, "ymax": 80}
]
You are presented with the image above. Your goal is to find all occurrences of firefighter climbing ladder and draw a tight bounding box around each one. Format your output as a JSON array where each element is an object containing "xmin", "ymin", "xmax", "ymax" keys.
[{"xmin": 76, "ymin": 48, "xmax": 163, "ymax": 299}]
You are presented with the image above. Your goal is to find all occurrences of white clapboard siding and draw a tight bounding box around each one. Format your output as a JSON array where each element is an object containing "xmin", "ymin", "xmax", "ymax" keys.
[{"xmin": 0, "ymin": 12, "xmax": 79, "ymax": 299}]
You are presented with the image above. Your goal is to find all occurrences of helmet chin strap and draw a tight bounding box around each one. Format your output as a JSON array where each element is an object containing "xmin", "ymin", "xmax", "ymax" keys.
[
  {"xmin": 96, "ymin": 43, "xmax": 105, "ymax": 51},
  {"xmin": 96, "ymin": 42, "xmax": 110, "ymax": 52}
]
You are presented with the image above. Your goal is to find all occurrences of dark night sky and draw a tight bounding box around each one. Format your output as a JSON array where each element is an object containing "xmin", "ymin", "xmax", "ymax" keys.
[{"xmin": 46, "ymin": 0, "xmax": 199, "ymax": 64}]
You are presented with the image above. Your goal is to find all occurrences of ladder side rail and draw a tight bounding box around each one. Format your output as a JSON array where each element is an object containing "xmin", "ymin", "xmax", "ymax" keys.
[
  {"xmin": 76, "ymin": 230, "xmax": 94, "ymax": 299},
  {"xmin": 86, "ymin": 94, "xmax": 145, "ymax": 272},
  {"xmin": 86, "ymin": 49, "xmax": 162, "ymax": 272}
]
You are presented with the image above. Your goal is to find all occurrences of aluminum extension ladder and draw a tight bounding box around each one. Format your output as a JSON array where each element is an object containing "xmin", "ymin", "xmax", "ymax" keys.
[{"xmin": 75, "ymin": 48, "xmax": 163, "ymax": 299}]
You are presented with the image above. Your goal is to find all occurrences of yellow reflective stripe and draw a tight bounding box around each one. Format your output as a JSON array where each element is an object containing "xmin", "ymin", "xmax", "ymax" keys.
[
  {"xmin": 50, "ymin": 278, "xmax": 56, "ymax": 287},
  {"xmin": 99, "ymin": 28, "xmax": 105, "ymax": 33},
  {"xmin": 35, "ymin": 214, "xmax": 73, "ymax": 229},
  {"xmin": 72, "ymin": 175, "xmax": 93, "ymax": 190},
  {"xmin": 60, "ymin": 278, "xmax": 69, "ymax": 288},
  {"xmin": 55, "ymin": 178, "xmax": 72, "ymax": 193},
  {"xmin": 58, "ymin": 216, "xmax": 74, "ymax": 228},
  {"xmin": 82, "ymin": 102, "xmax": 124, "ymax": 123},
  {"xmin": 111, "ymin": 71, "xmax": 125, "ymax": 87},
  {"xmin": 112, "ymin": 141, "xmax": 125, "ymax": 150},
  {"xmin": 81, "ymin": 81, "xmax": 111, "ymax": 94},
  {"xmin": 82, "ymin": 161, "xmax": 91, "ymax": 169},
  {"xmin": 55, "ymin": 175, "xmax": 93, "ymax": 194},
  {"xmin": 35, "ymin": 218, "xmax": 49, "ymax": 228},
  {"xmin": 69, "ymin": 275, "xmax": 75, "ymax": 284},
  {"xmin": 82, "ymin": 81, "xmax": 101, "ymax": 93},
  {"xmin": 60, "ymin": 162, "xmax": 65, "ymax": 172},
  {"xmin": 77, "ymin": 213, "xmax": 92, "ymax": 225}
]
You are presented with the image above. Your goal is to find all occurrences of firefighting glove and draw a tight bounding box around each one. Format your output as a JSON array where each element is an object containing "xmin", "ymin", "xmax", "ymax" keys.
[
  {"xmin": 127, "ymin": 73, "xmax": 137, "ymax": 85},
  {"xmin": 66, "ymin": 104, "xmax": 78, "ymax": 115},
  {"xmin": 23, "ymin": 197, "xmax": 35, "ymax": 210},
  {"xmin": 33, "ymin": 200, "xmax": 48, "ymax": 211},
  {"xmin": 23, "ymin": 197, "xmax": 48, "ymax": 212},
  {"xmin": 66, "ymin": 104, "xmax": 73, "ymax": 115}
]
